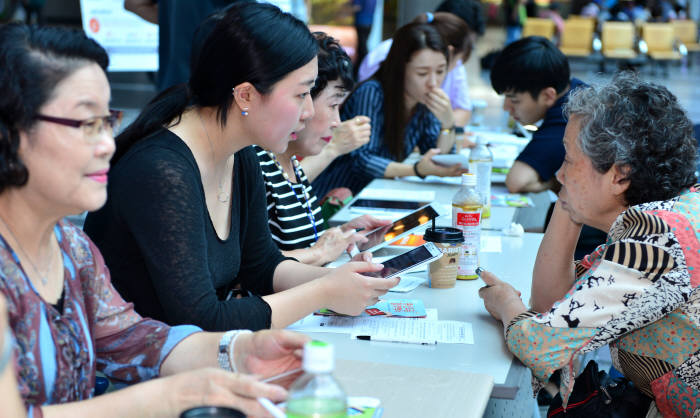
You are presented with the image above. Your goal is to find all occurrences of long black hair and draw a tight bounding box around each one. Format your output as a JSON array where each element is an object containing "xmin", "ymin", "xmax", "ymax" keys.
[
  {"xmin": 114, "ymin": 2, "xmax": 318, "ymax": 162},
  {"xmin": 0, "ymin": 23, "xmax": 109, "ymax": 193},
  {"xmin": 374, "ymin": 23, "xmax": 448, "ymax": 160}
]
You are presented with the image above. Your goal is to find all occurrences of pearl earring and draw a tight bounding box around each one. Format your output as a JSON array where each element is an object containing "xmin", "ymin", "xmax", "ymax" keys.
[{"xmin": 241, "ymin": 107, "xmax": 249, "ymax": 116}]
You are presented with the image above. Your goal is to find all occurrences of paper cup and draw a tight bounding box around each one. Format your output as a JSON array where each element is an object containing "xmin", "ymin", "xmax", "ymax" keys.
[{"xmin": 424, "ymin": 227, "xmax": 464, "ymax": 289}]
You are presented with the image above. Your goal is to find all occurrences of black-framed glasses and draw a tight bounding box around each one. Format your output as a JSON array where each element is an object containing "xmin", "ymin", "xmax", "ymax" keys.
[{"xmin": 35, "ymin": 109, "xmax": 123, "ymax": 142}]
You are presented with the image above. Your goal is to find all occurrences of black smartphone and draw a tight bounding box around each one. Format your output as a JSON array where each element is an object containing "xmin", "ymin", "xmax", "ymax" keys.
[
  {"xmin": 350, "ymin": 198, "xmax": 428, "ymax": 211},
  {"xmin": 364, "ymin": 243, "xmax": 443, "ymax": 279}
]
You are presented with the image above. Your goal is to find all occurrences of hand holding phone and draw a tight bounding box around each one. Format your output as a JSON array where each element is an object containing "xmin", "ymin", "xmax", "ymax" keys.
[{"xmin": 363, "ymin": 243, "xmax": 443, "ymax": 279}]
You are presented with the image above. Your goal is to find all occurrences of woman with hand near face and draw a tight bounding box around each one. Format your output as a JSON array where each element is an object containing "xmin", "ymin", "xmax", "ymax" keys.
[
  {"xmin": 0, "ymin": 22, "xmax": 315, "ymax": 417},
  {"xmin": 256, "ymin": 33, "xmax": 390, "ymax": 266},
  {"xmin": 359, "ymin": 3, "xmax": 484, "ymax": 128},
  {"xmin": 311, "ymin": 22, "xmax": 469, "ymax": 199},
  {"xmin": 84, "ymin": 3, "xmax": 397, "ymax": 333}
]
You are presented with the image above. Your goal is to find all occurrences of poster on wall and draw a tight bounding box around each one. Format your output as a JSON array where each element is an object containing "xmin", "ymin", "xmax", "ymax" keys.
[{"xmin": 80, "ymin": 0, "xmax": 158, "ymax": 72}]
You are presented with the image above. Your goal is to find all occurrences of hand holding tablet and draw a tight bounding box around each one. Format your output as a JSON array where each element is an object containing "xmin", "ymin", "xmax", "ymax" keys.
[{"xmin": 431, "ymin": 153, "xmax": 469, "ymax": 168}]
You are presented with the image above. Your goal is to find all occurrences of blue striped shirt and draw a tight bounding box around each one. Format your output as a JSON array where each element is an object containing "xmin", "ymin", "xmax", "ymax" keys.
[{"xmin": 312, "ymin": 79, "xmax": 441, "ymax": 197}]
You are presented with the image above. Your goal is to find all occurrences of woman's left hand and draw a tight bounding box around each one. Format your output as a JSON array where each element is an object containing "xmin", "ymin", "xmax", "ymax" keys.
[
  {"xmin": 424, "ymin": 87, "xmax": 455, "ymax": 128},
  {"xmin": 234, "ymin": 330, "xmax": 309, "ymax": 387},
  {"xmin": 478, "ymin": 270, "xmax": 526, "ymax": 323}
]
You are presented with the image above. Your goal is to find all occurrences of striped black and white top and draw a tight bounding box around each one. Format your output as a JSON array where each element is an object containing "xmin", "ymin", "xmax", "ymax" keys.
[{"xmin": 255, "ymin": 146, "xmax": 325, "ymax": 251}]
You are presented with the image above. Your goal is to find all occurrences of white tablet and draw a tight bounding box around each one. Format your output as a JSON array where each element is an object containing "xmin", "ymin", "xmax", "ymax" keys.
[
  {"xmin": 354, "ymin": 204, "xmax": 440, "ymax": 254},
  {"xmin": 431, "ymin": 153, "xmax": 469, "ymax": 167}
]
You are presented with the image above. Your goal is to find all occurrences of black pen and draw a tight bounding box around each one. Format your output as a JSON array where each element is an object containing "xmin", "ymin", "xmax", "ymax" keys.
[{"xmin": 355, "ymin": 335, "xmax": 436, "ymax": 345}]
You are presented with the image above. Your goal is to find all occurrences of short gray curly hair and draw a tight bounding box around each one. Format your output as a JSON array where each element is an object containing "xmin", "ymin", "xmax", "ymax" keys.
[{"xmin": 563, "ymin": 72, "xmax": 697, "ymax": 206}]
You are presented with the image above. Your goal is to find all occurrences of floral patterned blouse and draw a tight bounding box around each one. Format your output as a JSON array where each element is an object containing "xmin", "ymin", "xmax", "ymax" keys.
[
  {"xmin": 506, "ymin": 185, "xmax": 700, "ymax": 417},
  {"xmin": 0, "ymin": 220, "xmax": 201, "ymax": 417}
]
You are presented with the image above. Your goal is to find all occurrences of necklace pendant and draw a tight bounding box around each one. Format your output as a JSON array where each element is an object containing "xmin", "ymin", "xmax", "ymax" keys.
[{"xmin": 217, "ymin": 192, "xmax": 230, "ymax": 203}]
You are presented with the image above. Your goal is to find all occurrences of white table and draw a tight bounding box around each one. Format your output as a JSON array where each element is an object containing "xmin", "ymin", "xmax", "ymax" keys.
[
  {"xmin": 303, "ymin": 231, "xmax": 543, "ymax": 416},
  {"xmin": 329, "ymin": 178, "xmax": 517, "ymax": 232}
]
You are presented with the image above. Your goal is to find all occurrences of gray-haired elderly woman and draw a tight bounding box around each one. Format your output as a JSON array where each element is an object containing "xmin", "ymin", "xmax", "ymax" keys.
[{"xmin": 479, "ymin": 72, "xmax": 699, "ymax": 417}]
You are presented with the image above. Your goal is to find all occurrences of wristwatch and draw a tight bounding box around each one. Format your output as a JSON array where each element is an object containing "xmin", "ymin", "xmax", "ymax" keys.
[
  {"xmin": 217, "ymin": 330, "xmax": 252, "ymax": 372},
  {"xmin": 440, "ymin": 126, "xmax": 455, "ymax": 135}
]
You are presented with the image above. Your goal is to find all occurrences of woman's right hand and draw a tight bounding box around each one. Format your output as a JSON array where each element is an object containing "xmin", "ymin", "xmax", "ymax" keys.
[
  {"xmin": 313, "ymin": 227, "xmax": 367, "ymax": 265},
  {"xmin": 325, "ymin": 116, "xmax": 371, "ymax": 157},
  {"xmin": 319, "ymin": 262, "xmax": 399, "ymax": 316},
  {"xmin": 166, "ymin": 367, "xmax": 286, "ymax": 418},
  {"xmin": 416, "ymin": 148, "xmax": 469, "ymax": 178}
]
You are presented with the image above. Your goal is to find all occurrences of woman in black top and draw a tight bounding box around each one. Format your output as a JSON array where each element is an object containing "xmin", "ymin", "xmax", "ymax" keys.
[
  {"xmin": 256, "ymin": 33, "xmax": 390, "ymax": 266},
  {"xmin": 84, "ymin": 3, "xmax": 397, "ymax": 332}
]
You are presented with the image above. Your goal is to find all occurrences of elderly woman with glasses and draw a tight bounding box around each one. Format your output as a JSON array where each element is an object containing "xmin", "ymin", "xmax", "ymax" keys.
[
  {"xmin": 0, "ymin": 23, "xmax": 309, "ymax": 417},
  {"xmin": 479, "ymin": 73, "xmax": 700, "ymax": 416}
]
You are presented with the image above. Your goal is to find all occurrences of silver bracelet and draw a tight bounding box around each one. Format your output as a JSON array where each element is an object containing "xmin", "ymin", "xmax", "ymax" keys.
[
  {"xmin": 217, "ymin": 330, "xmax": 252, "ymax": 372},
  {"xmin": 0, "ymin": 329, "xmax": 14, "ymax": 375}
]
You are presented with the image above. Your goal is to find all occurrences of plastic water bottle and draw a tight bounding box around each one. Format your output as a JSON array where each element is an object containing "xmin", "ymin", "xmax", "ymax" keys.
[
  {"xmin": 286, "ymin": 341, "xmax": 347, "ymax": 418},
  {"xmin": 452, "ymin": 173, "xmax": 482, "ymax": 280},
  {"xmin": 468, "ymin": 136, "xmax": 493, "ymax": 219}
]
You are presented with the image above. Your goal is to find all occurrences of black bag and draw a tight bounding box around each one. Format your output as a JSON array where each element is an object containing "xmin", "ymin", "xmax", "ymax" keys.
[{"xmin": 546, "ymin": 360, "xmax": 652, "ymax": 417}]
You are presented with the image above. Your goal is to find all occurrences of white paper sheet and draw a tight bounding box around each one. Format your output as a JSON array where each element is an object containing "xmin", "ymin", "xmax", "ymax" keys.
[
  {"xmin": 400, "ymin": 175, "xmax": 462, "ymax": 185},
  {"xmin": 357, "ymin": 188, "xmax": 436, "ymax": 202},
  {"xmin": 287, "ymin": 308, "xmax": 438, "ymax": 334},
  {"xmin": 388, "ymin": 273, "xmax": 427, "ymax": 293},
  {"xmin": 352, "ymin": 319, "xmax": 474, "ymax": 344}
]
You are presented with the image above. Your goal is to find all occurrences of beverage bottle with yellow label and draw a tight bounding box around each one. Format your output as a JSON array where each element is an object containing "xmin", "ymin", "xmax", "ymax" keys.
[
  {"xmin": 452, "ymin": 173, "xmax": 482, "ymax": 280},
  {"xmin": 468, "ymin": 136, "xmax": 493, "ymax": 218}
]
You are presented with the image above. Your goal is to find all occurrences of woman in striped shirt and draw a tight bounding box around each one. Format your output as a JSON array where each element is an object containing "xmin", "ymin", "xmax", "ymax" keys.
[
  {"xmin": 257, "ymin": 33, "xmax": 390, "ymax": 266},
  {"xmin": 312, "ymin": 22, "xmax": 469, "ymax": 198}
]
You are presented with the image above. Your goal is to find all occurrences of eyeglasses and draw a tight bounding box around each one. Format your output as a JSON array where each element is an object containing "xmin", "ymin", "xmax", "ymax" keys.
[{"xmin": 35, "ymin": 110, "xmax": 123, "ymax": 142}]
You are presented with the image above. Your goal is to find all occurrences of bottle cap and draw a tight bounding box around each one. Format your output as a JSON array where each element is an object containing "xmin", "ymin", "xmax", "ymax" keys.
[
  {"xmin": 461, "ymin": 173, "xmax": 476, "ymax": 186},
  {"xmin": 302, "ymin": 340, "xmax": 334, "ymax": 373},
  {"xmin": 424, "ymin": 227, "xmax": 464, "ymax": 244}
]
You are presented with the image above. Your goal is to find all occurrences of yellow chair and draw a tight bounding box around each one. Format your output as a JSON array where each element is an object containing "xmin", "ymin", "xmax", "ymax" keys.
[
  {"xmin": 601, "ymin": 21, "xmax": 637, "ymax": 59},
  {"xmin": 522, "ymin": 18, "xmax": 556, "ymax": 39},
  {"xmin": 641, "ymin": 23, "xmax": 681, "ymax": 61},
  {"xmin": 672, "ymin": 20, "xmax": 700, "ymax": 53},
  {"xmin": 567, "ymin": 14, "xmax": 594, "ymax": 20},
  {"xmin": 559, "ymin": 18, "xmax": 596, "ymax": 57}
]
